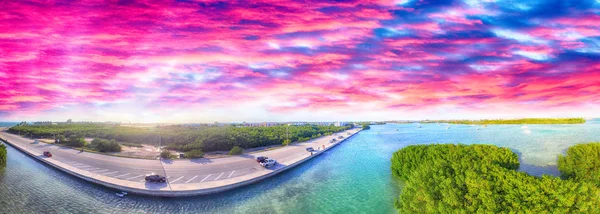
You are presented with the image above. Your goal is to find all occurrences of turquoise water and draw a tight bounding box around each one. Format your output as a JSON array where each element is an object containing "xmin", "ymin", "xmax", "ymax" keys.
[
  {"xmin": 2, "ymin": 120, "xmax": 600, "ymax": 213},
  {"xmin": 0, "ymin": 122, "xmax": 18, "ymax": 127}
]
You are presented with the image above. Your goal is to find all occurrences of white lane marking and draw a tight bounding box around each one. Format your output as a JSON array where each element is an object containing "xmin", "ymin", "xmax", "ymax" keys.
[
  {"xmin": 126, "ymin": 175, "xmax": 144, "ymax": 180},
  {"xmin": 185, "ymin": 175, "xmax": 198, "ymax": 184},
  {"xmin": 114, "ymin": 173, "xmax": 131, "ymax": 178},
  {"xmin": 214, "ymin": 172, "xmax": 225, "ymax": 181},
  {"xmin": 102, "ymin": 171, "xmax": 119, "ymax": 175},
  {"xmin": 227, "ymin": 171, "xmax": 235, "ymax": 179},
  {"xmin": 200, "ymin": 174, "xmax": 212, "ymax": 182},
  {"xmin": 92, "ymin": 169, "xmax": 109, "ymax": 173},
  {"xmin": 170, "ymin": 176, "xmax": 185, "ymax": 183},
  {"xmin": 83, "ymin": 167, "xmax": 100, "ymax": 171},
  {"xmin": 71, "ymin": 163, "xmax": 88, "ymax": 167}
]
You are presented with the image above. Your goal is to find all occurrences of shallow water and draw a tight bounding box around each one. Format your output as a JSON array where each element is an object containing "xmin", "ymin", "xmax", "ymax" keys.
[{"xmin": 1, "ymin": 120, "xmax": 600, "ymax": 213}]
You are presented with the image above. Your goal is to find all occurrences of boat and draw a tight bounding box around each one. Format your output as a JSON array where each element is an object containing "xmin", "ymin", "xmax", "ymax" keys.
[
  {"xmin": 115, "ymin": 192, "xmax": 128, "ymax": 198},
  {"xmin": 396, "ymin": 129, "xmax": 398, "ymax": 131}
]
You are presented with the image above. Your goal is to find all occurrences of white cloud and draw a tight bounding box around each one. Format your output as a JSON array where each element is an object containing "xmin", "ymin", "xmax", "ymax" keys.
[
  {"xmin": 492, "ymin": 29, "xmax": 546, "ymax": 44},
  {"xmin": 514, "ymin": 50, "xmax": 551, "ymax": 60},
  {"xmin": 268, "ymin": 42, "xmax": 280, "ymax": 49}
]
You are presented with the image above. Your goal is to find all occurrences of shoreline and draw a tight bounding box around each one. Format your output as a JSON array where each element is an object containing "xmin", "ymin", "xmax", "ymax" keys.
[{"xmin": 0, "ymin": 128, "xmax": 362, "ymax": 197}]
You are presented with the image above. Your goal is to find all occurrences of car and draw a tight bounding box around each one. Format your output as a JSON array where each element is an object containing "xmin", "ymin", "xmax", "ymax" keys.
[
  {"xmin": 33, "ymin": 139, "xmax": 39, "ymax": 144},
  {"xmin": 330, "ymin": 139, "xmax": 337, "ymax": 143},
  {"xmin": 306, "ymin": 147, "xmax": 315, "ymax": 152},
  {"xmin": 338, "ymin": 136, "xmax": 344, "ymax": 139},
  {"xmin": 43, "ymin": 151, "xmax": 52, "ymax": 157},
  {"xmin": 256, "ymin": 156, "xmax": 268, "ymax": 163},
  {"xmin": 260, "ymin": 159, "xmax": 277, "ymax": 168},
  {"xmin": 145, "ymin": 173, "xmax": 167, "ymax": 183}
]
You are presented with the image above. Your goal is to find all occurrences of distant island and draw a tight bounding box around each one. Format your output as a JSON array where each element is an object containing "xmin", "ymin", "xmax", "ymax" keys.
[
  {"xmin": 391, "ymin": 143, "xmax": 600, "ymax": 213},
  {"xmin": 425, "ymin": 118, "xmax": 586, "ymax": 125}
]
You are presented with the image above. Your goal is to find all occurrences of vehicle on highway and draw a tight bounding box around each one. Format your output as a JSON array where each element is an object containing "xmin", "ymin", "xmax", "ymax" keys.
[
  {"xmin": 145, "ymin": 173, "xmax": 167, "ymax": 183},
  {"xmin": 338, "ymin": 136, "xmax": 344, "ymax": 139},
  {"xmin": 330, "ymin": 139, "xmax": 337, "ymax": 143},
  {"xmin": 260, "ymin": 159, "xmax": 277, "ymax": 168},
  {"xmin": 43, "ymin": 151, "xmax": 52, "ymax": 157},
  {"xmin": 306, "ymin": 147, "xmax": 315, "ymax": 152},
  {"xmin": 33, "ymin": 139, "xmax": 39, "ymax": 144},
  {"xmin": 256, "ymin": 156, "xmax": 268, "ymax": 163}
]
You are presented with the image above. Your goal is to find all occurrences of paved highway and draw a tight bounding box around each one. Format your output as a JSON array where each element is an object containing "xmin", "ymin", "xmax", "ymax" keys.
[{"xmin": 0, "ymin": 128, "xmax": 360, "ymax": 185}]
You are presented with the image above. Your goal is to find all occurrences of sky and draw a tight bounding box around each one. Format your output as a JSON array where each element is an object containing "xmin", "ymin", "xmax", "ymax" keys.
[{"xmin": 1, "ymin": 0, "xmax": 599, "ymax": 123}]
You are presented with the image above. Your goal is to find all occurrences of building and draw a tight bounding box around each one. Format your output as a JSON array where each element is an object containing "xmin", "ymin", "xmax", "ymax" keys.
[
  {"xmin": 334, "ymin": 122, "xmax": 348, "ymax": 127},
  {"xmin": 33, "ymin": 121, "xmax": 54, "ymax": 125}
]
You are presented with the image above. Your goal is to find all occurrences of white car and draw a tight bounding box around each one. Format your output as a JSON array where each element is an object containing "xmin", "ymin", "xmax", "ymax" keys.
[{"xmin": 260, "ymin": 159, "xmax": 277, "ymax": 168}]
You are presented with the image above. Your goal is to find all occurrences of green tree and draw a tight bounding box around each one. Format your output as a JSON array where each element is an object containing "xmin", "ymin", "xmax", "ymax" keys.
[
  {"xmin": 0, "ymin": 144, "xmax": 7, "ymax": 166},
  {"xmin": 229, "ymin": 146, "xmax": 243, "ymax": 155},
  {"xmin": 184, "ymin": 149, "xmax": 204, "ymax": 159},
  {"xmin": 64, "ymin": 137, "xmax": 86, "ymax": 147},
  {"xmin": 391, "ymin": 144, "xmax": 600, "ymax": 213},
  {"xmin": 282, "ymin": 139, "xmax": 291, "ymax": 146},
  {"xmin": 361, "ymin": 123, "xmax": 371, "ymax": 130},
  {"xmin": 90, "ymin": 138, "xmax": 122, "ymax": 152},
  {"xmin": 6, "ymin": 123, "xmax": 353, "ymax": 153},
  {"xmin": 558, "ymin": 142, "xmax": 600, "ymax": 185},
  {"xmin": 160, "ymin": 150, "xmax": 173, "ymax": 159}
]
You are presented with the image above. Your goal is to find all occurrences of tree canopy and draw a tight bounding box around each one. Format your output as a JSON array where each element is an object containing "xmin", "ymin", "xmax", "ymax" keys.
[
  {"xmin": 558, "ymin": 142, "xmax": 600, "ymax": 185},
  {"xmin": 8, "ymin": 123, "xmax": 352, "ymax": 153},
  {"xmin": 90, "ymin": 138, "xmax": 122, "ymax": 152},
  {"xmin": 391, "ymin": 144, "xmax": 600, "ymax": 213},
  {"xmin": 0, "ymin": 143, "xmax": 7, "ymax": 166}
]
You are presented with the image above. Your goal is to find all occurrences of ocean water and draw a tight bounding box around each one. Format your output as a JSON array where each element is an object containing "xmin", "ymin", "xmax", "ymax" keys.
[
  {"xmin": 1, "ymin": 120, "xmax": 600, "ymax": 213},
  {"xmin": 0, "ymin": 122, "xmax": 18, "ymax": 127}
]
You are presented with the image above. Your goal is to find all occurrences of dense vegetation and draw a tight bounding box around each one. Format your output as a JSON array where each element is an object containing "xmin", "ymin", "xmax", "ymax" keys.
[
  {"xmin": 7, "ymin": 123, "xmax": 352, "ymax": 153},
  {"xmin": 63, "ymin": 137, "xmax": 86, "ymax": 148},
  {"xmin": 361, "ymin": 123, "xmax": 371, "ymax": 130},
  {"xmin": 0, "ymin": 144, "xmax": 6, "ymax": 166},
  {"xmin": 184, "ymin": 149, "xmax": 204, "ymax": 159},
  {"xmin": 90, "ymin": 139, "xmax": 122, "ymax": 152},
  {"xmin": 160, "ymin": 150, "xmax": 173, "ymax": 159},
  {"xmin": 229, "ymin": 146, "xmax": 243, "ymax": 155},
  {"xmin": 391, "ymin": 144, "xmax": 600, "ymax": 213},
  {"xmin": 429, "ymin": 118, "xmax": 586, "ymax": 125},
  {"xmin": 558, "ymin": 143, "xmax": 600, "ymax": 185}
]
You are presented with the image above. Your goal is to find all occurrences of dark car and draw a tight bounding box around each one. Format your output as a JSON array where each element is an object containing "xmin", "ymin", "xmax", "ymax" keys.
[
  {"xmin": 43, "ymin": 151, "xmax": 52, "ymax": 157},
  {"xmin": 306, "ymin": 147, "xmax": 315, "ymax": 152},
  {"xmin": 145, "ymin": 173, "xmax": 167, "ymax": 183},
  {"xmin": 256, "ymin": 156, "xmax": 268, "ymax": 163}
]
